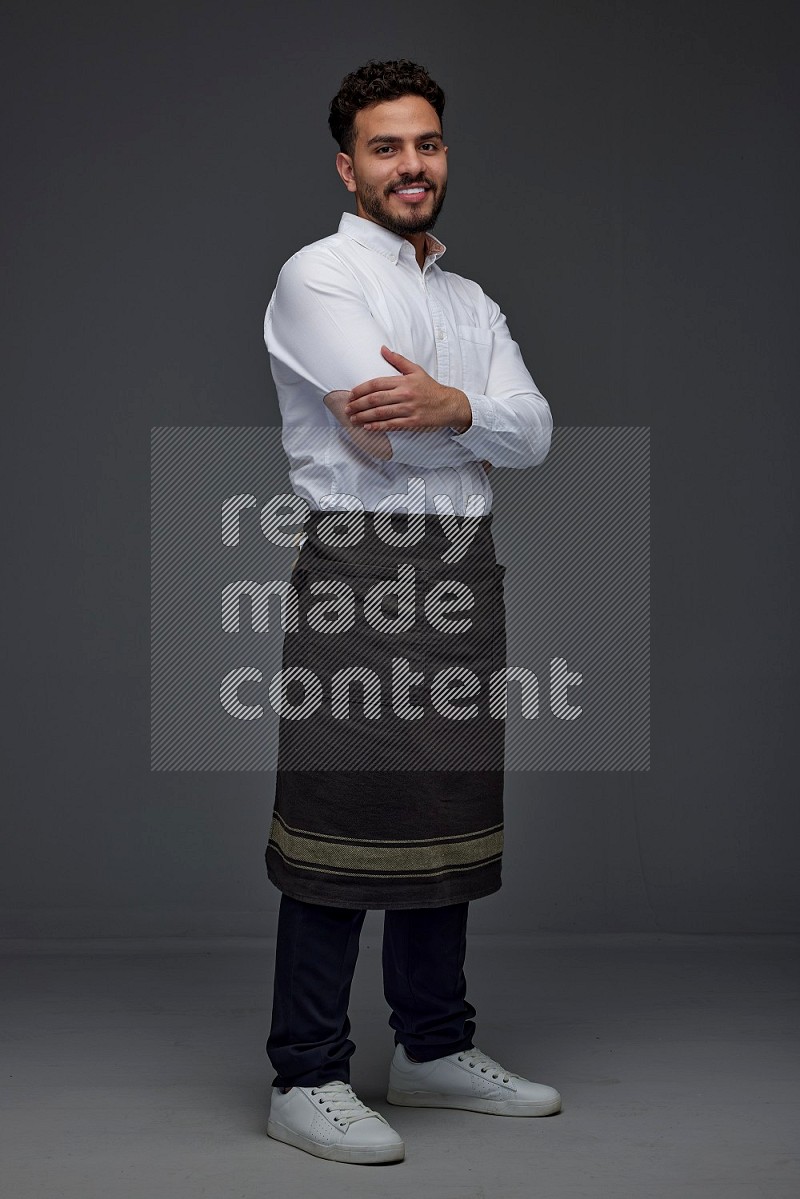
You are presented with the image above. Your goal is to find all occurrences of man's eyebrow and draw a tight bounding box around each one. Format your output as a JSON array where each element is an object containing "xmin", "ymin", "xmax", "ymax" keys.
[{"xmin": 364, "ymin": 131, "xmax": 444, "ymax": 147}]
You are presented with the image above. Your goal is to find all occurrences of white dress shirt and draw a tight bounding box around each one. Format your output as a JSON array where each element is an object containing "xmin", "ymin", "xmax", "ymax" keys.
[{"xmin": 264, "ymin": 211, "xmax": 552, "ymax": 516}]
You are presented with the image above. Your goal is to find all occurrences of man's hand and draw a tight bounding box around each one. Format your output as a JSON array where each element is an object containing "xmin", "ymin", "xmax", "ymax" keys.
[
  {"xmin": 323, "ymin": 390, "xmax": 392, "ymax": 460},
  {"xmin": 345, "ymin": 346, "xmax": 473, "ymax": 434}
]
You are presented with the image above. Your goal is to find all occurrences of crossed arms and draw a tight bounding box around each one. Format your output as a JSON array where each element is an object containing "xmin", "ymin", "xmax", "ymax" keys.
[
  {"xmin": 321, "ymin": 344, "xmax": 476, "ymax": 463},
  {"xmin": 265, "ymin": 249, "xmax": 552, "ymax": 470}
]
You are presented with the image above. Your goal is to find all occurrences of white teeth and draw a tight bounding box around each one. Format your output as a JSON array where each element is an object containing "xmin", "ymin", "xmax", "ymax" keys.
[{"xmin": 396, "ymin": 187, "xmax": 426, "ymax": 194}]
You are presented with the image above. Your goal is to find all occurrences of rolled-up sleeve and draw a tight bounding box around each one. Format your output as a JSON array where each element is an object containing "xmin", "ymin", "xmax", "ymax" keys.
[
  {"xmin": 265, "ymin": 250, "xmax": 482, "ymax": 469},
  {"xmin": 450, "ymin": 293, "xmax": 553, "ymax": 468}
]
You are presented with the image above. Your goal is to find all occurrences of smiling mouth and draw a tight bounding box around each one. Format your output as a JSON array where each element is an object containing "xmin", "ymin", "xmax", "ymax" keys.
[{"xmin": 391, "ymin": 185, "xmax": 432, "ymax": 201}]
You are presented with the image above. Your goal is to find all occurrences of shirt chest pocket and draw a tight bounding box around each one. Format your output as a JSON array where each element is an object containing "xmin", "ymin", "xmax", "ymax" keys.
[{"xmin": 456, "ymin": 324, "xmax": 493, "ymax": 395}]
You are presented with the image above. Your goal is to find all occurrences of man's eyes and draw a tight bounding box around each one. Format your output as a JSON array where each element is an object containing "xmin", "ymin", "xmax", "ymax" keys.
[{"xmin": 376, "ymin": 143, "xmax": 439, "ymax": 153}]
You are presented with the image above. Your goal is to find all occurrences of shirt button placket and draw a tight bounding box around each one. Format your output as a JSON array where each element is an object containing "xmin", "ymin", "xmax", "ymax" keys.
[{"xmin": 426, "ymin": 282, "xmax": 449, "ymax": 384}]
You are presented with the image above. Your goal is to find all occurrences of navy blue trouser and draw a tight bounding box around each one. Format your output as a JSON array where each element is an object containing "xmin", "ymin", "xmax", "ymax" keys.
[{"xmin": 267, "ymin": 893, "xmax": 477, "ymax": 1088}]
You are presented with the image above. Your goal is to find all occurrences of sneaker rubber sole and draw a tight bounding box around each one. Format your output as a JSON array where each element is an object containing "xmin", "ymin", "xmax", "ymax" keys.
[
  {"xmin": 386, "ymin": 1087, "xmax": 561, "ymax": 1117},
  {"xmin": 267, "ymin": 1117, "xmax": 405, "ymax": 1165}
]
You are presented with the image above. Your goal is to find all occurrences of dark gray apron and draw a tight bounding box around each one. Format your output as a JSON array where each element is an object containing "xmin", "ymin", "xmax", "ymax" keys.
[{"xmin": 265, "ymin": 510, "xmax": 507, "ymax": 909}]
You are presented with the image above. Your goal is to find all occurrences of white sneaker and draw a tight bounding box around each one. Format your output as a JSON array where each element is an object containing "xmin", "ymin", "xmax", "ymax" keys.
[
  {"xmin": 268, "ymin": 1079, "xmax": 405, "ymax": 1165},
  {"xmin": 387, "ymin": 1044, "xmax": 562, "ymax": 1117}
]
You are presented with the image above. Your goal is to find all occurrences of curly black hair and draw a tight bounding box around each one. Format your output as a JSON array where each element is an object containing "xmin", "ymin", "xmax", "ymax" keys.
[{"xmin": 328, "ymin": 59, "xmax": 446, "ymax": 159}]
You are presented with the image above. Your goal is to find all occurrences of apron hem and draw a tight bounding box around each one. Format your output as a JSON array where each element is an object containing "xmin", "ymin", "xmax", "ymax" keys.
[{"xmin": 266, "ymin": 859, "xmax": 502, "ymax": 910}]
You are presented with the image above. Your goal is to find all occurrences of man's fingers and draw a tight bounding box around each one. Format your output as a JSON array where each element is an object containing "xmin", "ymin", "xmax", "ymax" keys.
[
  {"xmin": 353, "ymin": 415, "xmax": 416, "ymax": 432},
  {"xmin": 348, "ymin": 376, "xmax": 399, "ymax": 403},
  {"xmin": 323, "ymin": 390, "xmax": 393, "ymax": 459},
  {"xmin": 381, "ymin": 345, "xmax": 418, "ymax": 371},
  {"xmin": 347, "ymin": 390, "xmax": 406, "ymax": 415},
  {"xmin": 351, "ymin": 403, "xmax": 412, "ymax": 424}
]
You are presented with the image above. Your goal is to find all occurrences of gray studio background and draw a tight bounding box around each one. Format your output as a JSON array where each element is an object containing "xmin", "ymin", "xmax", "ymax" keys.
[{"xmin": 3, "ymin": 0, "xmax": 798, "ymax": 938}]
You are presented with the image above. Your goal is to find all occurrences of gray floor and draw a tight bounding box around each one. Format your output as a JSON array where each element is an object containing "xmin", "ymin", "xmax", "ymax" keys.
[{"xmin": 1, "ymin": 928, "xmax": 798, "ymax": 1198}]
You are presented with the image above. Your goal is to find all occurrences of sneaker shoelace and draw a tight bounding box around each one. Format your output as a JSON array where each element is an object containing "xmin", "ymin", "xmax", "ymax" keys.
[
  {"xmin": 309, "ymin": 1080, "xmax": 387, "ymax": 1129},
  {"xmin": 456, "ymin": 1046, "xmax": 523, "ymax": 1084}
]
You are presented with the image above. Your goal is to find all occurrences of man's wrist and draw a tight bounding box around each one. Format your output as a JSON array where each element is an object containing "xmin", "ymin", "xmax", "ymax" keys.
[{"xmin": 447, "ymin": 388, "xmax": 472, "ymax": 434}]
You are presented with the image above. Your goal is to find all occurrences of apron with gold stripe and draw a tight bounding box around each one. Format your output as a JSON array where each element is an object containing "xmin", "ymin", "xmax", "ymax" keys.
[{"xmin": 265, "ymin": 510, "xmax": 507, "ymax": 909}]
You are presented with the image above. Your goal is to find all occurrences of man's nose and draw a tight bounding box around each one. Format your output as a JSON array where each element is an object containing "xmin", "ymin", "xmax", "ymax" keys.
[{"xmin": 396, "ymin": 146, "xmax": 424, "ymax": 178}]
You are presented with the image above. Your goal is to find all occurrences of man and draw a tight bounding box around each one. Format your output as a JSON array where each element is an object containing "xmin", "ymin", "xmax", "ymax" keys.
[{"xmin": 263, "ymin": 59, "xmax": 559, "ymax": 1166}]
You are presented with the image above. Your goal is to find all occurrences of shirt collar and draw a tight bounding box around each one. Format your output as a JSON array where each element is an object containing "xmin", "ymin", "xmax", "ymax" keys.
[{"xmin": 338, "ymin": 210, "xmax": 447, "ymax": 266}]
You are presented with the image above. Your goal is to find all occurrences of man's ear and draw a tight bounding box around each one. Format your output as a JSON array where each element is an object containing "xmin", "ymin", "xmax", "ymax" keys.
[{"xmin": 335, "ymin": 152, "xmax": 356, "ymax": 193}]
